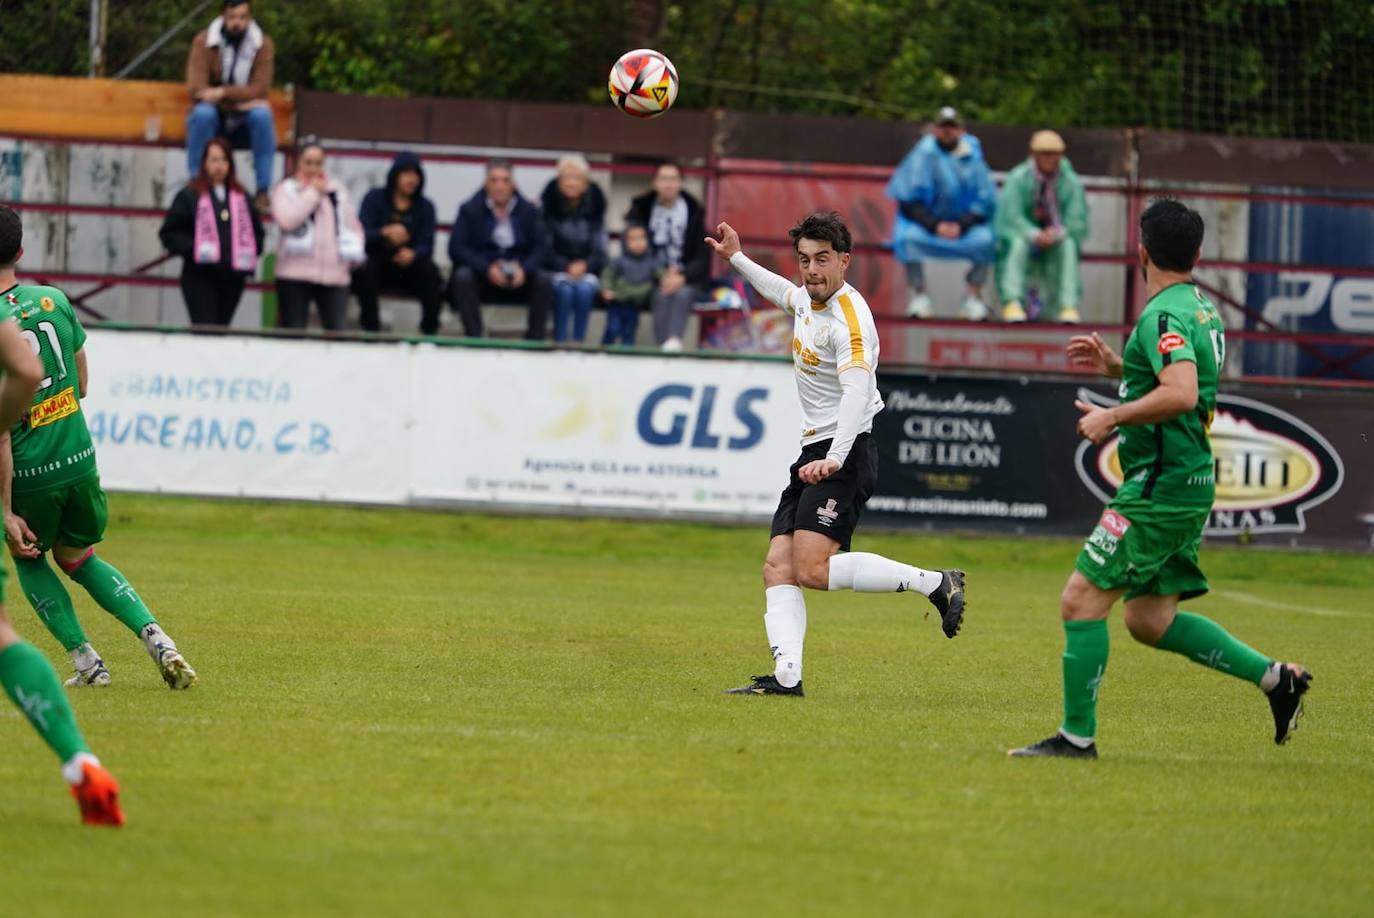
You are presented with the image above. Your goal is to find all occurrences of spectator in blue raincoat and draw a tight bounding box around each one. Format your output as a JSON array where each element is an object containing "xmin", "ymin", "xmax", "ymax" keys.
[{"xmin": 886, "ymin": 106, "xmax": 997, "ymax": 320}]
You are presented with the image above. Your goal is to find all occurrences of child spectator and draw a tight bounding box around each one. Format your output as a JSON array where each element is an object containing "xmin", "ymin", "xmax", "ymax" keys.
[{"xmin": 600, "ymin": 223, "xmax": 658, "ymax": 346}]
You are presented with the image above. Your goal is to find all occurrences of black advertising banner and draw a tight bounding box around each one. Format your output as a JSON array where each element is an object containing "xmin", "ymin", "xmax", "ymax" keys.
[
  {"xmin": 868, "ymin": 373, "xmax": 1106, "ymax": 535},
  {"xmin": 1074, "ymin": 382, "xmax": 1372, "ymax": 547},
  {"xmin": 870, "ymin": 370, "xmax": 1373, "ymax": 549}
]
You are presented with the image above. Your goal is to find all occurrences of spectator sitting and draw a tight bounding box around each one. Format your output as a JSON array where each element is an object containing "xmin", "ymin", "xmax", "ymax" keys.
[
  {"xmin": 158, "ymin": 136, "xmax": 264, "ymax": 328},
  {"xmin": 886, "ymin": 106, "xmax": 997, "ymax": 321},
  {"xmin": 447, "ymin": 159, "xmax": 553, "ymax": 340},
  {"xmin": 354, "ymin": 151, "xmax": 443, "ymax": 336},
  {"xmin": 994, "ymin": 130, "xmax": 1088, "ymax": 323},
  {"xmin": 600, "ymin": 223, "xmax": 659, "ymax": 347},
  {"xmin": 271, "ymin": 137, "xmax": 365, "ymax": 332},
  {"xmin": 185, "ymin": 0, "xmax": 276, "ymax": 213},
  {"xmin": 541, "ymin": 155, "xmax": 608, "ymax": 344},
  {"xmin": 624, "ymin": 161, "xmax": 710, "ymax": 352}
]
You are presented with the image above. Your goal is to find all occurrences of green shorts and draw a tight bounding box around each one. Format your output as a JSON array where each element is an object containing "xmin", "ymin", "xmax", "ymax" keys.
[
  {"xmin": 1074, "ymin": 500, "xmax": 1209, "ymax": 601},
  {"xmin": 11, "ymin": 474, "xmax": 108, "ymax": 555}
]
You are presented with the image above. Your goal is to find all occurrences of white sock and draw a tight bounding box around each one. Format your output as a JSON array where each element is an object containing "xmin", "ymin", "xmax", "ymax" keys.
[
  {"xmin": 139, "ymin": 623, "xmax": 174, "ymax": 658},
  {"xmin": 1058, "ymin": 729, "xmax": 1095, "ymax": 749},
  {"xmin": 71, "ymin": 643, "xmax": 100, "ymax": 672},
  {"xmin": 61, "ymin": 751, "xmax": 100, "ymax": 786},
  {"xmin": 764, "ymin": 585, "xmax": 807, "ymax": 688},
  {"xmin": 1260, "ymin": 661, "xmax": 1282, "ymax": 693},
  {"xmin": 827, "ymin": 552, "xmax": 943, "ymax": 597}
]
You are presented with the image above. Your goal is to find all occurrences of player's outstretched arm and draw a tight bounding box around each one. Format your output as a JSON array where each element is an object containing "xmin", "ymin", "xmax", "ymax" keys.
[
  {"xmin": 706, "ymin": 222, "xmax": 803, "ymax": 313},
  {"xmin": 1067, "ymin": 332, "xmax": 1123, "ymax": 378},
  {"xmin": 76, "ymin": 349, "xmax": 88, "ymax": 399}
]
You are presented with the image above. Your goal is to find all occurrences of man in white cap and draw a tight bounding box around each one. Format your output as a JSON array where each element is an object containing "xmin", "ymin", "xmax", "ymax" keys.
[
  {"xmin": 886, "ymin": 106, "xmax": 997, "ymax": 321},
  {"xmin": 994, "ymin": 129, "xmax": 1089, "ymax": 323}
]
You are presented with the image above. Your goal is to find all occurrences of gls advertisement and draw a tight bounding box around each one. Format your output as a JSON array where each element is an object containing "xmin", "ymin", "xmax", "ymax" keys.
[{"xmin": 407, "ymin": 348, "xmax": 799, "ymax": 516}]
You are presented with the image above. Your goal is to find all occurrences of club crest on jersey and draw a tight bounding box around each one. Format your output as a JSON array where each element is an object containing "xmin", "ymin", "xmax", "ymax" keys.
[
  {"xmin": 1158, "ymin": 332, "xmax": 1186, "ymax": 354},
  {"xmin": 816, "ymin": 499, "xmax": 840, "ymax": 526},
  {"xmin": 4, "ymin": 293, "xmax": 17, "ymax": 306}
]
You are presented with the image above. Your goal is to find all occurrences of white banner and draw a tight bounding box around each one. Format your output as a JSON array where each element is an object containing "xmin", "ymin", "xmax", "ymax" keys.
[
  {"xmin": 409, "ymin": 346, "xmax": 799, "ymax": 517},
  {"xmin": 78, "ymin": 331, "xmax": 801, "ymax": 518},
  {"xmin": 82, "ymin": 331, "xmax": 410, "ymax": 504}
]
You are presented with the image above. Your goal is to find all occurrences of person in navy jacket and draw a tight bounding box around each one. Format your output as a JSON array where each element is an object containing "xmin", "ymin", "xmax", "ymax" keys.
[
  {"xmin": 446, "ymin": 159, "xmax": 553, "ymax": 339},
  {"xmin": 355, "ymin": 151, "xmax": 442, "ymax": 335}
]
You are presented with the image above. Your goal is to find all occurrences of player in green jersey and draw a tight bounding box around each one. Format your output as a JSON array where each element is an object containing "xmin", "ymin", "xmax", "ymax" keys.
[
  {"xmin": 0, "ymin": 207, "xmax": 196, "ymax": 691},
  {"xmin": 1009, "ymin": 199, "xmax": 1310, "ymax": 759},
  {"xmin": 0, "ymin": 205, "xmax": 123, "ymax": 824}
]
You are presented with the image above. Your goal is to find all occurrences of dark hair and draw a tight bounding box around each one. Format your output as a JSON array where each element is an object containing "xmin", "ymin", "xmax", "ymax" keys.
[
  {"xmin": 189, "ymin": 137, "xmax": 246, "ymax": 196},
  {"xmin": 622, "ymin": 221, "xmax": 648, "ymax": 236},
  {"xmin": 223, "ymin": 0, "xmax": 250, "ymax": 9},
  {"xmin": 1140, "ymin": 198, "xmax": 1204, "ymax": 272},
  {"xmin": 788, "ymin": 211, "xmax": 852, "ymax": 254},
  {"xmin": 0, "ymin": 204, "xmax": 21, "ymax": 267},
  {"xmin": 653, "ymin": 159, "xmax": 682, "ymax": 179},
  {"xmin": 486, "ymin": 157, "xmax": 513, "ymax": 175}
]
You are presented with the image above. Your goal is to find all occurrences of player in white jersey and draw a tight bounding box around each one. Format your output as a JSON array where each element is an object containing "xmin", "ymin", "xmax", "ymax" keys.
[{"xmin": 706, "ymin": 212, "xmax": 967, "ymax": 696}]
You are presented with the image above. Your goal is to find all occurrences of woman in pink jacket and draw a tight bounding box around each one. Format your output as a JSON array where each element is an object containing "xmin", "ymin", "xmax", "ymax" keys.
[{"xmin": 271, "ymin": 137, "xmax": 365, "ymax": 330}]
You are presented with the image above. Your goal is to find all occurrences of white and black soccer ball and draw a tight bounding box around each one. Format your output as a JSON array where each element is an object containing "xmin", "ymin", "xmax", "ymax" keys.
[{"xmin": 608, "ymin": 48, "xmax": 680, "ymax": 119}]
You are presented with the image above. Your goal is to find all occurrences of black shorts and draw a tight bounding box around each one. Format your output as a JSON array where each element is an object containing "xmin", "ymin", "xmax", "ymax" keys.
[{"xmin": 770, "ymin": 434, "xmax": 879, "ymax": 552}]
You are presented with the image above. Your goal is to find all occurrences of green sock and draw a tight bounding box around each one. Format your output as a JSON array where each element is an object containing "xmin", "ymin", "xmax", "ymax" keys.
[
  {"xmin": 0, "ymin": 641, "xmax": 89, "ymax": 762},
  {"xmin": 67, "ymin": 554, "xmax": 157, "ymax": 636},
  {"xmin": 15, "ymin": 556, "xmax": 87, "ymax": 652},
  {"xmin": 1061, "ymin": 619, "xmax": 1109, "ymax": 740},
  {"xmin": 1154, "ymin": 610, "xmax": 1272, "ymax": 686}
]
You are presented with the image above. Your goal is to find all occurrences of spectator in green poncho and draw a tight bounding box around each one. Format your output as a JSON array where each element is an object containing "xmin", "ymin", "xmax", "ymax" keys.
[{"xmin": 995, "ymin": 130, "xmax": 1088, "ymax": 323}]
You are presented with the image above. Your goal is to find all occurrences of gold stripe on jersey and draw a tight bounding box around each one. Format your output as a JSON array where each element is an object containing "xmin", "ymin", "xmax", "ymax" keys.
[{"xmin": 836, "ymin": 294, "xmax": 869, "ymax": 371}]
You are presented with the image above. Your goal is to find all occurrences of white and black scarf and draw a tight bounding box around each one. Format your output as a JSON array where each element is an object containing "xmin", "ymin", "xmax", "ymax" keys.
[{"xmin": 206, "ymin": 15, "xmax": 264, "ymax": 88}]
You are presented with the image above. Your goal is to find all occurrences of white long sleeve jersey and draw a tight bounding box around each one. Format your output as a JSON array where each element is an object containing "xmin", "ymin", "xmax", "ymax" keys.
[{"xmin": 730, "ymin": 252, "xmax": 884, "ymax": 447}]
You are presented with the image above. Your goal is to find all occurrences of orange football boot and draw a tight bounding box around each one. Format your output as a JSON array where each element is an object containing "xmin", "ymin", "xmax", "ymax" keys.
[{"xmin": 70, "ymin": 760, "xmax": 125, "ymax": 827}]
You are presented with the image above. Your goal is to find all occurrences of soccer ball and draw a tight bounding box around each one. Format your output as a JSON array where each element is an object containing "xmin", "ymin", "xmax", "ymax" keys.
[{"xmin": 608, "ymin": 49, "xmax": 679, "ymax": 119}]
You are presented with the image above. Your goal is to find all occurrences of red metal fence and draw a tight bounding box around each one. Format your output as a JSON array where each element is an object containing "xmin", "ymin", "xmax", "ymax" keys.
[{"xmin": 4, "ymin": 131, "xmax": 1373, "ymax": 383}]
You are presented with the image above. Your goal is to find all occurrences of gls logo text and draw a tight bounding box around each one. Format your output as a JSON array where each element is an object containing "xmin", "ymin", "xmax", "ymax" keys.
[
  {"xmin": 1262, "ymin": 273, "xmax": 1374, "ymax": 331},
  {"xmin": 637, "ymin": 384, "xmax": 768, "ymax": 450}
]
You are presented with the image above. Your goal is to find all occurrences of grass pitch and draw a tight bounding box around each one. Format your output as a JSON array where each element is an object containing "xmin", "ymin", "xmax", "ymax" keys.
[{"xmin": 2, "ymin": 494, "xmax": 1370, "ymax": 916}]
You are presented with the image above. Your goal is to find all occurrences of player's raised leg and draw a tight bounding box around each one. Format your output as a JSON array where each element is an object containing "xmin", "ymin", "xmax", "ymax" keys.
[
  {"xmin": 1010, "ymin": 571, "xmax": 1120, "ymax": 759},
  {"xmin": 1124, "ymin": 595, "xmax": 1312, "ymax": 745},
  {"xmin": 55, "ymin": 542, "xmax": 197, "ymax": 690},
  {"xmin": 822, "ymin": 540, "xmax": 966, "ymax": 638}
]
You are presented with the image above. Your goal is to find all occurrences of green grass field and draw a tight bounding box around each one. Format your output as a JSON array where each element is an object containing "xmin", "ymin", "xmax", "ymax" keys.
[{"xmin": 2, "ymin": 494, "xmax": 1370, "ymax": 916}]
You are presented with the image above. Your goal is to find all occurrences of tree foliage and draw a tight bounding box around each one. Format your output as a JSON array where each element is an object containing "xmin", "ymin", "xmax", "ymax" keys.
[{"xmin": 1, "ymin": 0, "xmax": 1369, "ymax": 142}]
